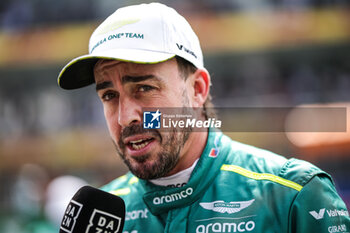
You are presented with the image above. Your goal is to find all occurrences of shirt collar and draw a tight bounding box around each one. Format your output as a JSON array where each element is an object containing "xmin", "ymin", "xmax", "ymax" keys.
[{"xmin": 141, "ymin": 128, "xmax": 230, "ymax": 215}]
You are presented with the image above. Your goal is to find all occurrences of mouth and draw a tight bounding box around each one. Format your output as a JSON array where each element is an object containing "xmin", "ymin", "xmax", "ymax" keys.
[
  {"xmin": 123, "ymin": 134, "xmax": 157, "ymax": 156},
  {"xmin": 127, "ymin": 137, "xmax": 155, "ymax": 150}
]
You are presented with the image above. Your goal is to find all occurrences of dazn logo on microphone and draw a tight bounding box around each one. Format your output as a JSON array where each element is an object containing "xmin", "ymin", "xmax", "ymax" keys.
[
  {"xmin": 60, "ymin": 200, "xmax": 83, "ymax": 233},
  {"xmin": 86, "ymin": 209, "xmax": 122, "ymax": 233}
]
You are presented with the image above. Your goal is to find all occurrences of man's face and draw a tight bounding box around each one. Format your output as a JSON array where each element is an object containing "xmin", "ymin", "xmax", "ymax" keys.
[{"xmin": 94, "ymin": 58, "xmax": 193, "ymax": 180}]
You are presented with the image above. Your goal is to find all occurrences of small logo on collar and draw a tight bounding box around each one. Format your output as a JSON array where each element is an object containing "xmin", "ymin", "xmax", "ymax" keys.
[{"xmin": 209, "ymin": 148, "xmax": 219, "ymax": 158}]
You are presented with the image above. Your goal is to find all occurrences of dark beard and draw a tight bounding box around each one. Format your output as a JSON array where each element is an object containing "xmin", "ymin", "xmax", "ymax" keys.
[
  {"xmin": 113, "ymin": 88, "xmax": 192, "ymax": 180},
  {"xmin": 113, "ymin": 124, "xmax": 190, "ymax": 180}
]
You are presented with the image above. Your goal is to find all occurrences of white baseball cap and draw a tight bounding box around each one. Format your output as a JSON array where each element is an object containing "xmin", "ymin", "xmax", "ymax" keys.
[{"xmin": 58, "ymin": 2, "xmax": 203, "ymax": 89}]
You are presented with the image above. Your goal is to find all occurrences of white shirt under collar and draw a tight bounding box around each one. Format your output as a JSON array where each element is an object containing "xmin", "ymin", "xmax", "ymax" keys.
[{"xmin": 149, "ymin": 159, "xmax": 199, "ymax": 188}]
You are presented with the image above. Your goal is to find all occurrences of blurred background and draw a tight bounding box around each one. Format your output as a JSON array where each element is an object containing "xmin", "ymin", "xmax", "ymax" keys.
[{"xmin": 0, "ymin": 0, "xmax": 350, "ymax": 232}]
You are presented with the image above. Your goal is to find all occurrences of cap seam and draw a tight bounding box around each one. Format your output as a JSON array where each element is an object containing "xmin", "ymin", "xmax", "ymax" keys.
[{"xmin": 159, "ymin": 5, "xmax": 167, "ymax": 53}]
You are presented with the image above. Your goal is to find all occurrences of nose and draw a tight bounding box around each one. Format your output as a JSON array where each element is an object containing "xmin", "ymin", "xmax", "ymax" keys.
[{"xmin": 118, "ymin": 95, "xmax": 142, "ymax": 127}]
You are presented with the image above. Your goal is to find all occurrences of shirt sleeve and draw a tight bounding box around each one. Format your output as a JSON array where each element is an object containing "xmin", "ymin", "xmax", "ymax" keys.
[{"xmin": 289, "ymin": 174, "xmax": 350, "ymax": 233}]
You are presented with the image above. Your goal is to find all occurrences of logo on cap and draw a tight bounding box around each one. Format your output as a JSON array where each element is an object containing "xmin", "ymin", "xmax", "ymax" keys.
[
  {"xmin": 95, "ymin": 18, "xmax": 140, "ymax": 36},
  {"xmin": 143, "ymin": 110, "xmax": 162, "ymax": 129},
  {"xmin": 60, "ymin": 200, "xmax": 83, "ymax": 233},
  {"xmin": 86, "ymin": 209, "xmax": 122, "ymax": 233}
]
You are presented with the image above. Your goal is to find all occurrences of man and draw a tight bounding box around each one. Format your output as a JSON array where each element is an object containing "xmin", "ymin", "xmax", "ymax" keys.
[{"xmin": 58, "ymin": 3, "xmax": 349, "ymax": 233}]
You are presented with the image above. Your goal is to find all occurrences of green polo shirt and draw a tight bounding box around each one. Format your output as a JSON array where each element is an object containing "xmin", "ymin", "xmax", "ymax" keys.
[{"xmin": 102, "ymin": 129, "xmax": 350, "ymax": 233}]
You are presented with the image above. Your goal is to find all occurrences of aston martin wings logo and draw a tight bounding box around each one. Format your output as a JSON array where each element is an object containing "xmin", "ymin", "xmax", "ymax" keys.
[{"xmin": 200, "ymin": 199, "xmax": 255, "ymax": 214}]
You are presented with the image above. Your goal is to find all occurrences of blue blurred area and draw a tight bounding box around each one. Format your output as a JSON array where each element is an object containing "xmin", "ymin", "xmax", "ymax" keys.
[{"xmin": 1, "ymin": 0, "xmax": 350, "ymax": 31}]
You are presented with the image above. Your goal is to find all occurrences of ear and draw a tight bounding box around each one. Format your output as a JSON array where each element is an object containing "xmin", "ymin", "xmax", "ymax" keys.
[{"xmin": 189, "ymin": 68, "xmax": 211, "ymax": 108}]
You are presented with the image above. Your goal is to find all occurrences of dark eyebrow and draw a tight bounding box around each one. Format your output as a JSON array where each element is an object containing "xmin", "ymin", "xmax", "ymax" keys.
[
  {"xmin": 96, "ymin": 81, "xmax": 113, "ymax": 92},
  {"xmin": 122, "ymin": 75, "xmax": 159, "ymax": 84},
  {"xmin": 96, "ymin": 75, "xmax": 162, "ymax": 92}
]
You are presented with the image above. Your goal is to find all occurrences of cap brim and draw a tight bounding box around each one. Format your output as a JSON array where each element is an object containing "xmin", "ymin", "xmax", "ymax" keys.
[{"xmin": 58, "ymin": 48, "xmax": 176, "ymax": 90}]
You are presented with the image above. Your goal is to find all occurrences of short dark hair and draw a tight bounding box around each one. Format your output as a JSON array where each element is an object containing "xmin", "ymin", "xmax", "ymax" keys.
[{"xmin": 175, "ymin": 56, "xmax": 216, "ymax": 119}]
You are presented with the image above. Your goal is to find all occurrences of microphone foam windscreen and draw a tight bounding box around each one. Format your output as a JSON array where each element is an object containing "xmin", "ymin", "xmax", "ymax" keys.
[{"xmin": 59, "ymin": 186, "xmax": 125, "ymax": 233}]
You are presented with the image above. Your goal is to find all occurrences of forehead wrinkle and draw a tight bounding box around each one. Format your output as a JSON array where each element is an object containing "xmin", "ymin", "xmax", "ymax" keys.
[
  {"xmin": 94, "ymin": 60, "xmax": 123, "ymax": 84},
  {"xmin": 95, "ymin": 59, "xmax": 122, "ymax": 72},
  {"xmin": 94, "ymin": 58, "xmax": 178, "ymax": 89}
]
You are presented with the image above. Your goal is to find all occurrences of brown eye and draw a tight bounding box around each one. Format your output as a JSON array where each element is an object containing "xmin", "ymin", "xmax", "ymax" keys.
[
  {"xmin": 138, "ymin": 85, "xmax": 154, "ymax": 92},
  {"xmin": 102, "ymin": 91, "xmax": 117, "ymax": 101}
]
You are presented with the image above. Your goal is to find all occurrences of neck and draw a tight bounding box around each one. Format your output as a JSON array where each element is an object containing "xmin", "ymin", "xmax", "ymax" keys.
[{"xmin": 166, "ymin": 130, "xmax": 208, "ymax": 176}]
